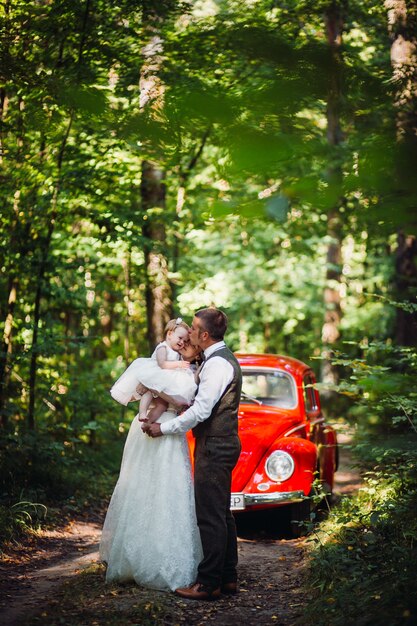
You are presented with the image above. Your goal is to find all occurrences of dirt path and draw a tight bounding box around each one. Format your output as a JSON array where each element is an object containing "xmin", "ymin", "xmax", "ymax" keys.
[
  {"xmin": 0, "ymin": 521, "xmax": 101, "ymax": 626},
  {"xmin": 1, "ymin": 429, "xmax": 361, "ymax": 626}
]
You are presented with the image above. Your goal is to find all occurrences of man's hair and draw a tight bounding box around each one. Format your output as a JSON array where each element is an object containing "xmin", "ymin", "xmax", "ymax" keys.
[{"xmin": 195, "ymin": 307, "xmax": 228, "ymax": 341}]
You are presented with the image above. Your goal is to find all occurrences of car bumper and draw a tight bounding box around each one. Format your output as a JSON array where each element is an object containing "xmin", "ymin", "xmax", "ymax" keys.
[{"xmin": 231, "ymin": 490, "xmax": 305, "ymax": 511}]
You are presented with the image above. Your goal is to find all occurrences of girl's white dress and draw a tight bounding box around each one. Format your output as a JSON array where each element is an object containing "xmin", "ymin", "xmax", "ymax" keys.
[
  {"xmin": 99, "ymin": 409, "xmax": 203, "ymax": 590},
  {"xmin": 110, "ymin": 341, "xmax": 197, "ymax": 407}
]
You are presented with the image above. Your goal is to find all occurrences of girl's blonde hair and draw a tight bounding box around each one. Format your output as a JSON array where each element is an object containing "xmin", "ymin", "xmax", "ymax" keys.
[{"xmin": 164, "ymin": 317, "xmax": 189, "ymax": 334}]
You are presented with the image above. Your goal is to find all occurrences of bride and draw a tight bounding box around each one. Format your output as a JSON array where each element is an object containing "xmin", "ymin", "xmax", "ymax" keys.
[{"xmin": 99, "ymin": 335, "xmax": 203, "ymax": 591}]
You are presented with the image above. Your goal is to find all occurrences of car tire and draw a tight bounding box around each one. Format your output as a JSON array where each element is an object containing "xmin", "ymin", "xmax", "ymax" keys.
[{"xmin": 288, "ymin": 495, "xmax": 311, "ymax": 538}]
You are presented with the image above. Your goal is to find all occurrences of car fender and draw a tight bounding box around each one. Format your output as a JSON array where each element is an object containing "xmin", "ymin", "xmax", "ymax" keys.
[{"xmin": 240, "ymin": 436, "xmax": 318, "ymax": 498}]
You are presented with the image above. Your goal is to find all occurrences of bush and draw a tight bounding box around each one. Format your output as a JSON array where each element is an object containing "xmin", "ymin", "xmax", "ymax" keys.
[
  {"xmin": 0, "ymin": 427, "xmax": 125, "ymax": 545},
  {"xmin": 303, "ymin": 444, "xmax": 417, "ymax": 626},
  {"xmin": 302, "ymin": 341, "xmax": 417, "ymax": 626}
]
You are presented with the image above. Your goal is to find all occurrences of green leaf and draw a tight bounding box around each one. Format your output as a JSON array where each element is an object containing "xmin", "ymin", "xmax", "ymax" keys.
[{"xmin": 266, "ymin": 194, "xmax": 289, "ymax": 222}]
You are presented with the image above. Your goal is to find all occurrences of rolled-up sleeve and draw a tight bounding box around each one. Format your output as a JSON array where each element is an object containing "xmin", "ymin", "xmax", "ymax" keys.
[{"xmin": 160, "ymin": 356, "xmax": 233, "ymax": 435}]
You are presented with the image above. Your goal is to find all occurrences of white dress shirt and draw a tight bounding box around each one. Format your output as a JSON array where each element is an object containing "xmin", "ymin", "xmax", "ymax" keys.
[{"xmin": 160, "ymin": 341, "xmax": 234, "ymax": 435}]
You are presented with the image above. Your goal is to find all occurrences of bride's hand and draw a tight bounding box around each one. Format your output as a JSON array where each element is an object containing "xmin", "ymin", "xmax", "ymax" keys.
[{"xmin": 138, "ymin": 415, "xmax": 148, "ymax": 422}]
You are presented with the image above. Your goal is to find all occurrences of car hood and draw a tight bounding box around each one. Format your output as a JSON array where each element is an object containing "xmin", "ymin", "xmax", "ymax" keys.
[{"xmin": 233, "ymin": 405, "xmax": 302, "ymax": 491}]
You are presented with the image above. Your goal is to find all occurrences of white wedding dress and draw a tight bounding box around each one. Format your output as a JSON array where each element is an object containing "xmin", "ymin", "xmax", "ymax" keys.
[{"xmin": 99, "ymin": 409, "xmax": 202, "ymax": 591}]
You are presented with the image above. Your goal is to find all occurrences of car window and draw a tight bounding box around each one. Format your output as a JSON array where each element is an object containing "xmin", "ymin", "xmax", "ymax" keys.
[{"xmin": 241, "ymin": 369, "xmax": 297, "ymax": 409}]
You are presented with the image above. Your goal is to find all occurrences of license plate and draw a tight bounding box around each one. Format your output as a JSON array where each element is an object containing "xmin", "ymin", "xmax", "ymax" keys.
[{"xmin": 230, "ymin": 493, "xmax": 245, "ymax": 511}]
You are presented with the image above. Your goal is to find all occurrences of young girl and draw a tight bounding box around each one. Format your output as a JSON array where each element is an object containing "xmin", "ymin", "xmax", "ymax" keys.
[{"xmin": 110, "ymin": 318, "xmax": 198, "ymax": 423}]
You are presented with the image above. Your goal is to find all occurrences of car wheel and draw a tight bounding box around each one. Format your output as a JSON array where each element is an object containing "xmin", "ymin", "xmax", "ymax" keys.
[{"xmin": 288, "ymin": 495, "xmax": 311, "ymax": 538}]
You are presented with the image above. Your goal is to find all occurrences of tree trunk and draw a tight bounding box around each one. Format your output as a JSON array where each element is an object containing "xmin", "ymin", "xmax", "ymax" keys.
[
  {"xmin": 99, "ymin": 290, "xmax": 117, "ymax": 352},
  {"xmin": 139, "ymin": 9, "xmax": 172, "ymax": 350},
  {"xmin": 321, "ymin": 1, "xmax": 344, "ymax": 392},
  {"xmin": 0, "ymin": 89, "xmax": 29, "ymax": 421},
  {"xmin": 0, "ymin": 278, "xmax": 17, "ymax": 426},
  {"xmin": 394, "ymin": 231, "xmax": 417, "ymax": 345},
  {"xmin": 0, "ymin": 88, "xmax": 9, "ymax": 166},
  {"xmin": 27, "ymin": 160, "xmax": 71, "ymax": 429},
  {"xmin": 171, "ymin": 128, "xmax": 210, "ymax": 304},
  {"xmin": 0, "ymin": 84, "xmax": 12, "ymax": 424},
  {"xmin": 170, "ymin": 181, "xmax": 186, "ymax": 306},
  {"xmin": 385, "ymin": 0, "xmax": 417, "ymax": 345},
  {"xmin": 141, "ymin": 161, "xmax": 172, "ymax": 348},
  {"xmin": 385, "ymin": 0, "xmax": 417, "ymax": 139},
  {"xmin": 122, "ymin": 250, "xmax": 132, "ymax": 364}
]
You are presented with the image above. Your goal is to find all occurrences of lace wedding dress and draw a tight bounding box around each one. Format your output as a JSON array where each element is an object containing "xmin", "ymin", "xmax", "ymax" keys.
[{"xmin": 99, "ymin": 410, "xmax": 202, "ymax": 591}]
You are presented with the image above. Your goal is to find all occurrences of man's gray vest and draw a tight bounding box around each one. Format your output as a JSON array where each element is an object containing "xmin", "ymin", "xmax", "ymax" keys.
[{"xmin": 192, "ymin": 347, "xmax": 242, "ymax": 439}]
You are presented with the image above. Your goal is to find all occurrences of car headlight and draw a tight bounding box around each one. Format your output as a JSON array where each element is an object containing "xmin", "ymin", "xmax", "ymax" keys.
[{"xmin": 265, "ymin": 451, "xmax": 294, "ymax": 482}]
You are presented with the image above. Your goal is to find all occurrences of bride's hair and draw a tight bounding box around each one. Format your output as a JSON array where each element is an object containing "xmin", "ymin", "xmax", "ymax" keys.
[{"xmin": 164, "ymin": 317, "xmax": 189, "ymax": 334}]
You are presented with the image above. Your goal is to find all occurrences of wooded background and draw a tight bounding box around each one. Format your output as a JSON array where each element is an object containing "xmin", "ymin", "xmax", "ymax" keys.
[
  {"xmin": 1, "ymin": 0, "xmax": 417, "ymax": 504},
  {"xmin": 1, "ymin": 2, "xmax": 417, "ymax": 623}
]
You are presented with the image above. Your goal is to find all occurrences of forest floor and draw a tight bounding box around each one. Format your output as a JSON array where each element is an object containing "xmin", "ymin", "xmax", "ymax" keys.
[{"xmin": 0, "ymin": 427, "xmax": 361, "ymax": 626}]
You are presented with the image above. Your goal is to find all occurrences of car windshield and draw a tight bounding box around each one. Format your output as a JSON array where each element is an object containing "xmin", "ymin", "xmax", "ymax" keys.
[{"xmin": 241, "ymin": 369, "xmax": 297, "ymax": 409}]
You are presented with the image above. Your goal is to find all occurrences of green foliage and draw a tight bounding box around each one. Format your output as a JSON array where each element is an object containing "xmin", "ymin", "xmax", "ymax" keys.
[
  {"xmin": 303, "ymin": 339, "xmax": 417, "ymax": 626},
  {"xmin": 0, "ymin": 500, "xmax": 47, "ymax": 543},
  {"xmin": 0, "ymin": 422, "xmax": 124, "ymax": 499},
  {"xmin": 323, "ymin": 341, "xmax": 417, "ymax": 434},
  {"xmin": 1, "ymin": 0, "xmax": 412, "ymax": 433},
  {"xmin": 0, "ymin": 426, "xmax": 125, "ymax": 546},
  {"xmin": 303, "ymin": 444, "xmax": 417, "ymax": 626},
  {"xmin": 1, "ymin": 0, "xmax": 416, "ymax": 569}
]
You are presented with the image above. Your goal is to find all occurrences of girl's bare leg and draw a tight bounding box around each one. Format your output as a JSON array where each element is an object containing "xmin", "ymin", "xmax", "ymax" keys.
[
  {"xmin": 146, "ymin": 397, "xmax": 169, "ymax": 423},
  {"xmin": 157, "ymin": 390, "xmax": 185, "ymax": 407},
  {"xmin": 138, "ymin": 391, "xmax": 153, "ymax": 421}
]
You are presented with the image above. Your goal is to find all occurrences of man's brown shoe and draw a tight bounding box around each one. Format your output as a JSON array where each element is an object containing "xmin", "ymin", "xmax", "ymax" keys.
[
  {"xmin": 221, "ymin": 581, "xmax": 238, "ymax": 595},
  {"xmin": 175, "ymin": 583, "xmax": 221, "ymax": 601}
]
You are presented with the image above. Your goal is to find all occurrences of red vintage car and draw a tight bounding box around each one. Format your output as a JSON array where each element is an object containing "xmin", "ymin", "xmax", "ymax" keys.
[{"xmin": 188, "ymin": 353, "xmax": 338, "ymax": 531}]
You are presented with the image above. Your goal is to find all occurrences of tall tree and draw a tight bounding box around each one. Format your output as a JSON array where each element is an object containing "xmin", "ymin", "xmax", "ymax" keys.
[
  {"xmin": 386, "ymin": 0, "xmax": 417, "ymax": 345},
  {"xmin": 140, "ymin": 4, "xmax": 173, "ymax": 349},
  {"xmin": 321, "ymin": 1, "xmax": 345, "ymax": 390}
]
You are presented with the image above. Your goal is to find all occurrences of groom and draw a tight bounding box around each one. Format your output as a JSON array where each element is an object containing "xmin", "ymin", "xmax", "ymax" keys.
[{"xmin": 143, "ymin": 307, "xmax": 242, "ymax": 600}]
